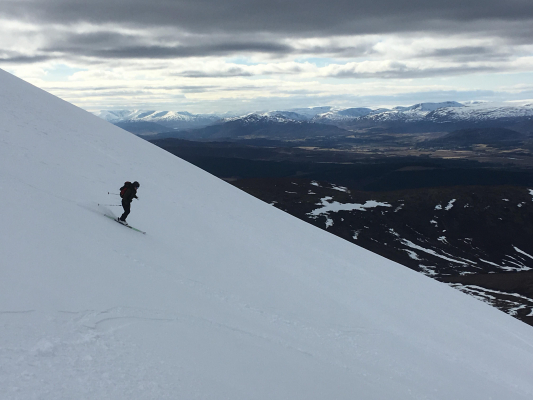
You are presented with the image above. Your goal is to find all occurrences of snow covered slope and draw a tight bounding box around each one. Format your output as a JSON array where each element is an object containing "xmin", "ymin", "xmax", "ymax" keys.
[{"xmin": 1, "ymin": 68, "xmax": 533, "ymax": 399}]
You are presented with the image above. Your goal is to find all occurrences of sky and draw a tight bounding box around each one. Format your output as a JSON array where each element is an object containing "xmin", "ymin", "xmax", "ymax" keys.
[{"xmin": 1, "ymin": 0, "xmax": 532, "ymax": 114}]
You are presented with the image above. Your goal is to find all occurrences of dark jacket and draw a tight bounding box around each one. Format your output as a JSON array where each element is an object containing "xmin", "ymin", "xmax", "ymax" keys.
[{"xmin": 122, "ymin": 184, "xmax": 138, "ymax": 203}]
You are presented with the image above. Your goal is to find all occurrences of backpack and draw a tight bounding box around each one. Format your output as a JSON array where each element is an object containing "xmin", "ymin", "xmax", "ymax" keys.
[{"xmin": 120, "ymin": 181, "xmax": 132, "ymax": 198}]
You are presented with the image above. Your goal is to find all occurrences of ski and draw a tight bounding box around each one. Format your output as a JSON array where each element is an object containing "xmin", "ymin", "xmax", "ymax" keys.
[{"xmin": 104, "ymin": 214, "xmax": 146, "ymax": 234}]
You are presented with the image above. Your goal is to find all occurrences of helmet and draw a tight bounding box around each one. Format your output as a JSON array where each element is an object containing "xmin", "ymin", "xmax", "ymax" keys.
[{"xmin": 133, "ymin": 181, "xmax": 140, "ymax": 188}]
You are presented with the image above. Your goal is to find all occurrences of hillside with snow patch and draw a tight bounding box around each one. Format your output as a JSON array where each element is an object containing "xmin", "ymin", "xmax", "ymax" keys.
[{"xmin": 2, "ymin": 69, "xmax": 533, "ymax": 399}]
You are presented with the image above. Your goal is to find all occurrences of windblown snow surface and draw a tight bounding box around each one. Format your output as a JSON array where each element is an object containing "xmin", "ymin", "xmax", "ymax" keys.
[{"xmin": 1, "ymin": 69, "xmax": 533, "ymax": 399}]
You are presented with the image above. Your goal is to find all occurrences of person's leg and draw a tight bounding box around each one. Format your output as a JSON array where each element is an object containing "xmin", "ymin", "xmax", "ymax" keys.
[{"xmin": 120, "ymin": 199, "xmax": 131, "ymax": 221}]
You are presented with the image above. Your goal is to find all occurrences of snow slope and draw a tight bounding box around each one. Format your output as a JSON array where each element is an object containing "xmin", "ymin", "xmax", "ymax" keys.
[{"xmin": 1, "ymin": 68, "xmax": 533, "ymax": 399}]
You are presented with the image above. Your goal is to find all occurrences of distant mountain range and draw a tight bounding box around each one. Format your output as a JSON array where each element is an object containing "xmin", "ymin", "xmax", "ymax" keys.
[
  {"xmin": 93, "ymin": 109, "xmax": 221, "ymax": 131},
  {"xmin": 94, "ymin": 101, "xmax": 533, "ymax": 139},
  {"xmin": 173, "ymin": 113, "xmax": 349, "ymax": 140}
]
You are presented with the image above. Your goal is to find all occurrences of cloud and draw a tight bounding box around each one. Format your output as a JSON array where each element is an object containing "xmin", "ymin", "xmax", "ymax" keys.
[
  {"xmin": 321, "ymin": 60, "xmax": 503, "ymax": 79},
  {"xmin": 1, "ymin": 1, "xmax": 531, "ymax": 66},
  {"xmin": 2, "ymin": 0, "xmax": 532, "ymax": 112},
  {"xmin": 3, "ymin": 0, "xmax": 532, "ymax": 37},
  {"xmin": 416, "ymin": 46, "xmax": 513, "ymax": 62},
  {"xmin": 41, "ymin": 29, "xmax": 296, "ymax": 59},
  {"xmin": 0, "ymin": 53, "xmax": 54, "ymax": 64}
]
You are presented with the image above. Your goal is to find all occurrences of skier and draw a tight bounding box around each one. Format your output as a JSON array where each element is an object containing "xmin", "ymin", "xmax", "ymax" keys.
[{"xmin": 118, "ymin": 181, "xmax": 140, "ymax": 225}]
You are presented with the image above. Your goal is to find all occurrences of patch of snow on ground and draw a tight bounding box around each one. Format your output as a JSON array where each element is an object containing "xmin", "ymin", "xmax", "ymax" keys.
[
  {"xmin": 401, "ymin": 239, "xmax": 469, "ymax": 265},
  {"xmin": 331, "ymin": 184, "xmax": 349, "ymax": 192},
  {"xmin": 419, "ymin": 265, "xmax": 438, "ymax": 276},
  {"xmin": 404, "ymin": 249, "xmax": 421, "ymax": 260},
  {"xmin": 352, "ymin": 230, "xmax": 361, "ymax": 240},
  {"xmin": 438, "ymin": 236, "xmax": 448, "ymax": 243},
  {"xmin": 389, "ymin": 228, "xmax": 400, "ymax": 237},
  {"xmin": 310, "ymin": 181, "xmax": 320, "ymax": 187},
  {"xmin": 514, "ymin": 246, "xmax": 533, "ymax": 260},
  {"xmin": 308, "ymin": 198, "xmax": 392, "ymax": 218},
  {"xmin": 435, "ymin": 204, "xmax": 442, "ymax": 210},
  {"xmin": 445, "ymin": 199, "xmax": 456, "ymax": 210},
  {"xmin": 430, "ymin": 219, "xmax": 438, "ymax": 226},
  {"xmin": 500, "ymin": 263, "xmax": 532, "ymax": 272},
  {"xmin": 394, "ymin": 204, "xmax": 404, "ymax": 212},
  {"xmin": 480, "ymin": 258, "xmax": 502, "ymax": 267},
  {"xmin": 502, "ymin": 254, "xmax": 531, "ymax": 271}
]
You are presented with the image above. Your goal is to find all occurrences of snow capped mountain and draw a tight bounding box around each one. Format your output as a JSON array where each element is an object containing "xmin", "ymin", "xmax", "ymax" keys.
[
  {"xmin": 223, "ymin": 112, "xmax": 301, "ymax": 124},
  {"xmin": 427, "ymin": 101, "xmax": 533, "ymax": 122},
  {"xmin": 293, "ymin": 102, "xmax": 465, "ymax": 124},
  {"xmin": 93, "ymin": 109, "xmax": 221, "ymax": 129},
  {"xmin": 3, "ymin": 69, "xmax": 533, "ymax": 398},
  {"xmin": 355, "ymin": 101, "xmax": 465, "ymax": 123},
  {"xmin": 263, "ymin": 110, "xmax": 311, "ymax": 121},
  {"xmin": 313, "ymin": 107, "xmax": 376, "ymax": 122},
  {"xmin": 94, "ymin": 101, "xmax": 533, "ymax": 137},
  {"xmin": 283, "ymin": 101, "xmax": 532, "ymax": 127},
  {"xmin": 223, "ymin": 112, "xmax": 313, "ymax": 125},
  {"xmin": 93, "ymin": 109, "xmax": 138, "ymax": 122},
  {"xmin": 350, "ymin": 101, "xmax": 533, "ymax": 126},
  {"xmin": 177, "ymin": 112, "xmax": 349, "ymax": 140}
]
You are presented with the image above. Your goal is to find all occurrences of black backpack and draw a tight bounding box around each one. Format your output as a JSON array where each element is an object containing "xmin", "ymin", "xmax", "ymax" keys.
[{"xmin": 120, "ymin": 181, "xmax": 132, "ymax": 198}]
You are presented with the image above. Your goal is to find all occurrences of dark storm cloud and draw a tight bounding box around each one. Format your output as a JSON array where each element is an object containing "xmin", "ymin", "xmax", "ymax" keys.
[
  {"xmin": 3, "ymin": 0, "xmax": 532, "ymax": 90},
  {"xmin": 3, "ymin": 0, "xmax": 532, "ymax": 37},
  {"xmin": 0, "ymin": 52, "xmax": 54, "ymax": 64},
  {"xmin": 41, "ymin": 30, "xmax": 295, "ymax": 59},
  {"xmin": 297, "ymin": 44, "xmax": 377, "ymax": 58},
  {"xmin": 2, "ymin": 0, "xmax": 531, "ymax": 66},
  {"xmin": 88, "ymin": 42, "xmax": 293, "ymax": 59},
  {"xmin": 38, "ymin": 31, "xmax": 382, "ymax": 61}
]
